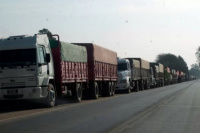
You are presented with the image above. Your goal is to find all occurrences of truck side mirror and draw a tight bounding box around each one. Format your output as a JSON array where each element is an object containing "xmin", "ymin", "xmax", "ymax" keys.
[{"xmin": 46, "ymin": 54, "xmax": 50, "ymax": 63}]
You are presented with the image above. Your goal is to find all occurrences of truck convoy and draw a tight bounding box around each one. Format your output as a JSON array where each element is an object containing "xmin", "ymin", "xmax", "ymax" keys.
[
  {"xmin": 0, "ymin": 34, "xmax": 117, "ymax": 107},
  {"xmin": 0, "ymin": 33, "xmax": 194, "ymax": 107}
]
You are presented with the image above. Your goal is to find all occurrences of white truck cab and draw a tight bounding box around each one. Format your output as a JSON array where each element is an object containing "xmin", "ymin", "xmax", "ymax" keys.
[
  {"xmin": 0, "ymin": 34, "xmax": 55, "ymax": 107},
  {"xmin": 116, "ymin": 59, "xmax": 131, "ymax": 92}
]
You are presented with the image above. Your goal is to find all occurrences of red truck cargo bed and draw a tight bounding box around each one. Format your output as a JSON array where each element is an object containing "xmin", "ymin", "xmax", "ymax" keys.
[{"xmin": 73, "ymin": 43, "xmax": 117, "ymax": 81}]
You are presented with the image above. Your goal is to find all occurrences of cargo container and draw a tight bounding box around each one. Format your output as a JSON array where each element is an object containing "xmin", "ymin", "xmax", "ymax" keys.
[
  {"xmin": 49, "ymin": 37, "xmax": 88, "ymax": 102},
  {"xmin": 73, "ymin": 43, "xmax": 117, "ymax": 98}
]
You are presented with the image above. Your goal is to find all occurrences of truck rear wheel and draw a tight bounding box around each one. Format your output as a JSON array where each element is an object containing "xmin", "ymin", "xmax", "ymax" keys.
[
  {"xmin": 126, "ymin": 86, "xmax": 131, "ymax": 93},
  {"xmin": 111, "ymin": 82, "xmax": 115, "ymax": 96},
  {"xmin": 135, "ymin": 81, "xmax": 139, "ymax": 92},
  {"xmin": 73, "ymin": 83, "xmax": 82, "ymax": 102},
  {"xmin": 139, "ymin": 80, "xmax": 144, "ymax": 91},
  {"xmin": 90, "ymin": 82, "xmax": 99, "ymax": 99},
  {"xmin": 105, "ymin": 82, "xmax": 112, "ymax": 96},
  {"xmin": 46, "ymin": 83, "xmax": 56, "ymax": 107}
]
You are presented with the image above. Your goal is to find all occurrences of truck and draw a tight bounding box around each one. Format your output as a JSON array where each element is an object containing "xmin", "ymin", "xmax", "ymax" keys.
[
  {"xmin": 126, "ymin": 58, "xmax": 152, "ymax": 91},
  {"xmin": 115, "ymin": 58, "xmax": 140, "ymax": 93},
  {"xmin": 170, "ymin": 69, "xmax": 177, "ymax": 84},
  {"xmin": 164, "ymin": 66, "xmax": 171, "ymax": 85},
  {"xmin": 150, "ymin": 62, "xmax": 164, "ymax": 87},
  {"xmin": 72, "ymin": 43, "xmax": 117, "ymax": 98},
  {"xmin": 0, "ymin": 34, "xmax": 117, "ymax": 107}
]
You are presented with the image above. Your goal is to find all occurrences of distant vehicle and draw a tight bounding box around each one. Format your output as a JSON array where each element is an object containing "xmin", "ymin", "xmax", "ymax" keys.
[
  {"xmin": 150, "ymin": 62, "xmax": 164, "ymax": 87},
  {"xmin": 170, "ymin": 69, "xmax": 177, "ymax": 84},
  {"xmin": 164, "ymin": 66, "xmax": 171, "ymax": 85},
  {"xmin": 115, "ymin": 58, "xmax": 140, "ymax": 93},
  {"xmin": 116, "ymin": 58, "xmax": 154, "ymax": 92},
  {"xmin": 0, "ymin": 34, "xmax": 117, "ymax": 107}
]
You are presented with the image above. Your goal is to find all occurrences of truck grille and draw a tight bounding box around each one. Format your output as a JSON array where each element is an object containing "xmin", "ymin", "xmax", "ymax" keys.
[{"xmin": 1, "ymin": 82, "xmax": 26, "ymax": 88}]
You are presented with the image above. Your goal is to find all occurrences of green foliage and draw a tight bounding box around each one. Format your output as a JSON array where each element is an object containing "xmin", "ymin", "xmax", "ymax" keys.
[
  {"xmin": 189, "ymin": 63, "xmax": 200, "ymax": 77},
  {"xmin": 155, "ymin": 53, "xmax": 188, "ymax": 74},
  {"xmin": 195, "ymin": 46, "xmax": 200, "ymax": 64}
]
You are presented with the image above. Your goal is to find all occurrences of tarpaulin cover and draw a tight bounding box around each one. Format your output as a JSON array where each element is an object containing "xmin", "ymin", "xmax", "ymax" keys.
[{"xmin": 49, "ymin": 39, "xmax": 87, "ymax": 62}]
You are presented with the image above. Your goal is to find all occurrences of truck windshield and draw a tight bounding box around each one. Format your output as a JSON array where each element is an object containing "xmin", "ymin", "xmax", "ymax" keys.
[
  {"xmin": 0, "ymin": 49, "xmax": 36, "ymax": 67},
  {"xmin": 118, "ymin": 63, "xmax": 128, "ymax": 71}
]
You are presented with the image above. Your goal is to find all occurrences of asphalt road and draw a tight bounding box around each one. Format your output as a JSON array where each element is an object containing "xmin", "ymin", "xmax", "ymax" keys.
[{"xmin": 0, "ymin": 80, "xmax": 199, "ymax": 133}]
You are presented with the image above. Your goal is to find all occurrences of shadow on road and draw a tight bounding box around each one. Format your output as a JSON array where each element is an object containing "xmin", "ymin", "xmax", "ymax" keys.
[
  {"xmin": 0, "ymin": 97, "xmax": 80, "ymax": 113},
  {"xmin": 0, "ymin": 92, "xmax": 126, "ymax": 113}
]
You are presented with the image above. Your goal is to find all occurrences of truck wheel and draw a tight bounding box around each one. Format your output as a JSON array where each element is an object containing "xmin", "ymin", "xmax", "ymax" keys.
[
  {"xmin": 140, "ymin": 80, "xmax": 144, "ymax": 91},
  {"xmin": 73, "ymin": 83, "xmax": 82, "ymax": 102},
  {"xmin": 126, "ymin": 86, "xmax": 131, "ymax": 93},
  {"xmin": 46, "ymin": 83, "xmax": 56, "ymax": 107},
  {"xmin": 111, "ymin": 82, "xmax": 115, "ymax": 96},
  {"xmin": 90, "ymin": 82, "xmax": 99, "ymax": 99},
  {"xmin": 144, "ymin": 81, "xmax": 149, "ymax": 90},
  {"xmin": 135, "ymin": 81, "xmax": 139, "ymax": 92},
  {"xmin": 105, "ymin": 82, "xmax": 112, "ymax": 96}
]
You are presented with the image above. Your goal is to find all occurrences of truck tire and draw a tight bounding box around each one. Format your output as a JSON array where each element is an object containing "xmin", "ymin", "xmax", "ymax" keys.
[
  {"xmin": 105, "ymin": 82, "xmax": 112, "ymax": 96},
  {"xmin": 73, "ymin": 83, "xmax": 82, "ymax": 102},
  {"xmin": 126, "ymin": 86, "xmax": 131, "ymax": 93},
  {"xmin": 90, "ymin": 82, "xmax": 99, "ymax": 99},
  {"xmin": 144, "ymin": 81, "xmax": 147, "ymax": 90},
  {"xmin": 140, "ymin": 80, "xmax": 144, "ymax": 91},
  {"xmin": 111, "ymin": 82, "xmax": 115, "ymax": 96},
  {"xmin": 144, "ymin": 81, "xmax": 149, "ymax": 90},
  {"xmin": 135, "ymin": 81, "xmax": 139, "ymax": 92},
  {"xmin": 46, "ymin": 83, "xmax": 56, "ymax": 107}
]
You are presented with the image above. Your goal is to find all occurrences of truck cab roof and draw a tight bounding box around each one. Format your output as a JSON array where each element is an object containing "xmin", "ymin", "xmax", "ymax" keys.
[
  {"xmin": 0, "ymin": 34, "xmax": 49, "ymax": 51},
  {"xmin": 118, "ymin": 58, "xmax": 129, "ymax": 64}
]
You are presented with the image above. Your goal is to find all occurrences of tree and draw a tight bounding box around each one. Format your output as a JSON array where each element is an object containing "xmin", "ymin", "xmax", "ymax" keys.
[
  {"xmin": 195, "ymin": 46, "xmax": 200, "ymax": 64},
  {"xmin": 189, "ymin": 63, "xmax": 200, "ymax": 77},
  {"xmin": 155, "ymin": 53, "xmax": 188, "ymax": 74}
]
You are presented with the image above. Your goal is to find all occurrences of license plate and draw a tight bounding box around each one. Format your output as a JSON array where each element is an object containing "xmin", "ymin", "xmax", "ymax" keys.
[{"xmin": 7, "ymin": 89, "xmax": 18, "ymax": 95}]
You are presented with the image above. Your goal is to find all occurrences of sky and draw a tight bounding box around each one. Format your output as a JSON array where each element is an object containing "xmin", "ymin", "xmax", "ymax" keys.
[{"xmin": 0, "ymin": 0, "xmax": 200, "ymax": 69}]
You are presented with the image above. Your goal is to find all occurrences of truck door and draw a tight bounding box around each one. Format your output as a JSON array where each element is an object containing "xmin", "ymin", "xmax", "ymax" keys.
[{"xmin": 37, "ymin": 46, "xmax": 48, "ymax": 86}]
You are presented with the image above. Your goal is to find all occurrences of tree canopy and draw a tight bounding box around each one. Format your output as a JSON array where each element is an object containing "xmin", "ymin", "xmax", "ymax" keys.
[
  {"xmin": 189, "ymin": 47, "xmax": 200, "ymax": 77},
  {"xmin": 155, "ymin": 53, "xmax": 188, "ymax": 74},
  {"xmin": 189, "ymin": 63, "xmax": 200, "ymax": 77}
]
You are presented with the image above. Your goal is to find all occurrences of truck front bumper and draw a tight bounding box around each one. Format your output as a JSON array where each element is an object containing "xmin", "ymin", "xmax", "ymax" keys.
[
  {"xmin": 0, "ymin": 86, "xmax": 48, "ymax": 100},
  {"xmin": 115, "ymin": 83, "xmax": 130, "ymax": 90}
]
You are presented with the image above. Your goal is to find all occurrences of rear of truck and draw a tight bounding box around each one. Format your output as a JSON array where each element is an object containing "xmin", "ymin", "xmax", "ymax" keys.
[
  {"xmin": 73, "ymin": 43, "xmax": 117, "ymax": 98},
  {"xmin": 0, "ymin": 35, "xmax": 55, "ymax": 106},
  {"xmin": 49, "ymin": 38, "xmax": 87, "ymax": 102}
]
